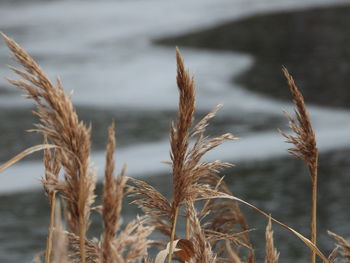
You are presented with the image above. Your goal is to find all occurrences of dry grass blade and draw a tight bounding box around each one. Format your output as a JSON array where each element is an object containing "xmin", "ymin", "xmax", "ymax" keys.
[
  {"xmin": 265, "ymin": 217, "xmax": 279, "ymax": 263},
  {"xmin": 101, "ymin": 122, "xmax": 128, "ymax": 263},
  {"xmin": 328, "ymin": 231, "xmax": 350, "ymax": 263},
  {"xmin": 195, "ymin": 191, "xmax": 328, "ymax": 262},
  {"xmin": 327, "ymin": 247, "xmax": 339, "ymax": 263},
  {"xmin": 281, "ymin": 67, "xmax": 318, "ymax": 263},
  {"xmin": 0, "ymin": 144, "xmax": 56, "ymax": 172},
  {"xmin": 2, "ymin": 33, "xmax": 96, "ymax": 263}
]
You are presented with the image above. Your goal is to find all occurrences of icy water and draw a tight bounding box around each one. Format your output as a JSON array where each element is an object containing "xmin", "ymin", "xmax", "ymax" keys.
[
  {"xmin": 157, "ymin": 5, "xmax": 350, "ymax": 109},
  {"xmin": 1, "ymin": 0, "xmax": 350, "ymax": 262}
]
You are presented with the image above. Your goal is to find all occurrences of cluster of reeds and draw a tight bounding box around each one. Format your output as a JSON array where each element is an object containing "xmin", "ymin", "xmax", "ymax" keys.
[{"xmin": 1, "ymin": 33, "xmax": 350, "ymax": 263}]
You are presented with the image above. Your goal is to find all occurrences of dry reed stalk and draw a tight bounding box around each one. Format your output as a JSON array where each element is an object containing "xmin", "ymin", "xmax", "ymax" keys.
[
  {"xmin": 281, "ymin": 67, "xmax": 318, "ymax": 263},
  {"xmin": 168, "ymin": 48, "xmax": 196, "ymax": 262},
  {"xmin": 101, "ymin": 122, "xmax": 128, "ymax": 263},
  {"xmin": 328, "ymin": 231, "xmax": 350, "ymax": 263},
  {"xmin": 127, "ymin": 49, "xmax": 237, "ymax": 262},
  {"xmin": 45, "ymin": 191, "xmax": 57, "ymax": 263},
  {"xmin": 265, "ymin": 218, "xmax": 279, "ymax": 263},
  {"xmin": 43, "ymin": 137, "xmax": 61, "ymax": 263},
  {"xmin": 2, "ymin": 33, "xmax": 96, "ymax": 263}
]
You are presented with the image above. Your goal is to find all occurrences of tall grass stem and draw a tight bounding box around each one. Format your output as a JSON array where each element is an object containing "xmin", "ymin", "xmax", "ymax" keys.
[
  {"xmin": 45, "ymin": 191, "xmax": 56, "ymax": 263},
  {"xmin": 168, "ymin": 206, "xmax": 180, "ymax": 263},
  {"xmin": 310, "ymin": 152, "xmax": 318, "ymax": 263}
]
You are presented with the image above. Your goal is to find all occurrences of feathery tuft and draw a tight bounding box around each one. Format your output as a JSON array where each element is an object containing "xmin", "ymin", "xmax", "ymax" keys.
[
  {"xmin": 101, "ymin": 122, "xmax": 128, "ymax": 263},
  {"xmin": 281, "ymin": 67, "xmax": 317, "ymax": 171},
  {"xmin": 171, "ymin": 48, "xmax": 196, "ymax": 208},
  {"xmin": 281, "ymin": 67, "xmax": 318, "ymax": 263},
  {"xmin": 265, "ymin": 218, "xmax": 279, "ymax": 263}
]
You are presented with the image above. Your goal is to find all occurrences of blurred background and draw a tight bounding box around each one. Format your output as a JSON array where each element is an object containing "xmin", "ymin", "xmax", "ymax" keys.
[{"xmin": 1, "ymin": 0, "xmax": 350, "ymax": 262}]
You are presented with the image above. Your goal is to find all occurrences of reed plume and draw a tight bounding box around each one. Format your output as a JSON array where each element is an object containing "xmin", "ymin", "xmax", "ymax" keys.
[
  {"xmin": 167, "ymin": 49, "xmax": 236, "ymax": 262},
  {"xmin": 101, "ymin": 122, "xmax": 128, "ymax": 263},
  {"xmin": 100, "ymin": 123, "xmax": 153, "ymax": 263},
  {"xmin": 168, "ymin": 49, "xmax": 195, "ymax": 259},
  {"xmin": 170, "ymin": 48, "xmax": 196, "ymax": 210},
  {"xmin": 2, "ymin": 33, "xmax": 96, "ymax": 263},
  {"xmin": 281, "ymin": 67, "xmax": 318, "ymax": 263},
  {"xmin": 128, "ymin": 49, "xmax": 238, "ymax": 262},
  {"xmin": 265, "ymin": 218, "xmax": 279, "ymax": 263}
]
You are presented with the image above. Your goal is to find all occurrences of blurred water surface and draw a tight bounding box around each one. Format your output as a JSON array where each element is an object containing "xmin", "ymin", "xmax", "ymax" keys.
[{"xmin": 1, "ymin": 0, "xmax": 350, "ymax": 262}]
